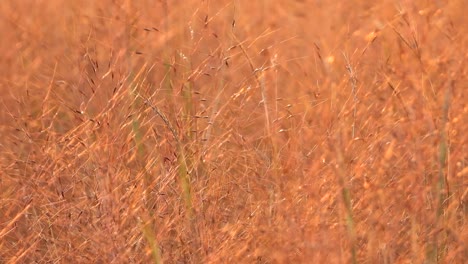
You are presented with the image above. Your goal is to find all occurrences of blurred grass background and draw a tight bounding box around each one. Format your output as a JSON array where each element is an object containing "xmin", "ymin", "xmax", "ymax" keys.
[{"xmin": 0, "ymin": 0, "xmax": 466, "ymax": 263}]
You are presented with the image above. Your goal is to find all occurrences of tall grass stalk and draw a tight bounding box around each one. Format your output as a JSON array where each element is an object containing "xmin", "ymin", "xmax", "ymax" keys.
[
  {"xmin": 128, "ymin": 65, "xmax": 151, "ymax": 159},
  {"xmin": 141, "ymin": 96, "xmax": 193, "ymax": 217},
  {"xmin": 334, "ymin": 140, "xmax": 357, "ymax": 264},
  {"xmin": 231, "ymin": 33, "xmax": 283, "ymax": 223},
  {"xmin": 343, "ymin": 53, "xmax": 358, "ymax": 139},
  {"xmin": 141, "ymin": 219, "xmax": 162, "ymax": 264},
  {"xmin": 340, "ymin": 53, "xmax": 358, "ymax": 263},
  {"xmin": 160, "ymin": 2, "xmax": 195, "ymax": 219},
  {"xmin": 428, "ymin": 84, "xmax": 451, "ymax": 263}
]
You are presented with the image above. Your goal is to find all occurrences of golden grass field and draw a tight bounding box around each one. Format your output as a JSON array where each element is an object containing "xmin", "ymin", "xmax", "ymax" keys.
[{"xmin": 0, "ymin": 0, "xmax": 466, "ymax": 263}]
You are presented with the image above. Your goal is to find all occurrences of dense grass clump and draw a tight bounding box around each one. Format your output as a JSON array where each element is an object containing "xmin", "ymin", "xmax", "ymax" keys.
[{"xmin": 0, "ymin": 1, "xmax": 466, "ymax": 263}]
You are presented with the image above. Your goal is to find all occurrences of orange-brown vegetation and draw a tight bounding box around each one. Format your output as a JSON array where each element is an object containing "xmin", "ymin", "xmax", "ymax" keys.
[{"xmin": 0, "ymin": 0, "xmax": 466, "ymax": 263}]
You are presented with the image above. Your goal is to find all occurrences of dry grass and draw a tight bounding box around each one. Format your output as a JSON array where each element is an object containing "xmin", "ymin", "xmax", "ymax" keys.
[{"xmin": 0, "ymin": 0, "xmax": 466, "ymax": 263}]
